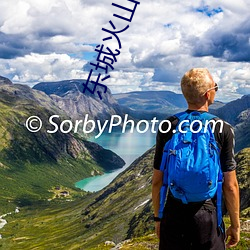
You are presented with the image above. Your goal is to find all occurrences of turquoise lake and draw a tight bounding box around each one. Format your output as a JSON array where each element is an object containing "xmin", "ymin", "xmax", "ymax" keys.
[{"xmin": 75, "ymin": 129, "xmax": 156, "ymax": 192}]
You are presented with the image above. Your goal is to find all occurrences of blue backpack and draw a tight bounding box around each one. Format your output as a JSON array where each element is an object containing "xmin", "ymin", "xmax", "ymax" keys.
[{"xmin": 158, "ymin": 111, "xmax": 223, "ymax": 228}]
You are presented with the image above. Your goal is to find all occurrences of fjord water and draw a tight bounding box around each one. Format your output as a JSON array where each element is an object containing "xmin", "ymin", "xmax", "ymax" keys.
[{"xmin": 75, "ymin": 129, "xmax": 156, "ymax": 192}]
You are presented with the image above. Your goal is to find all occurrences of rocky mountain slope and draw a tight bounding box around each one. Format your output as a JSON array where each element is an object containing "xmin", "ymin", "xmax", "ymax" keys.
[
  {"xmin": 0, "ymin": 75, "xmax": 12, "ymax": 85},
  {"xmin": 0, "ymin": 79, "xmax": 124, "ymax": 212},
  {"xmin": 212, "ymin": 94, "xmax": 250, "ymax": 152},
  {"xmin": 213, "ymin": 94, "xmax": 250, "ymax": 126},
  {"xmin": 33, "ymin": 80, "xmax": 124, "ymax": 123},
  {"xmin": 234, "ymin": 108, "xmax": 250, "ymax": 152},
  {"xmin": 235, "ymin": 148, "xmax": 250, "ymax": 214}
]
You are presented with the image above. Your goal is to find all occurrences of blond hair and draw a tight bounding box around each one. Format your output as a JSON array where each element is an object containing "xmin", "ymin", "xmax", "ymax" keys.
[{"xmin": 181, "ymin": 68, "xmax": 214, "ymax": 104}]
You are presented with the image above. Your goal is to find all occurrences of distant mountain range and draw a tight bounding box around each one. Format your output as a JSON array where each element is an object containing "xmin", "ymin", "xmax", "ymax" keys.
[
  {"xmin": 115, "ymin": 91, "xmax": 187, "ymax": 108},
  {"xmin": 3, "ymin": 76, "xmax": 250, "ymax": 153},
  {"xmin": 32, "ymin": 80, "xmax": 225, "ymax": 122},
  {"xmin": 114, "ymin": 91, "xmax": 225, "ymax": 119}
]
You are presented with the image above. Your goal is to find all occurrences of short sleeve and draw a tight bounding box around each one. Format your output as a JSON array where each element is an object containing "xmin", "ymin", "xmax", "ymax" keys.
[
  {"xmin": 153, "ymin": 116, "xmax": 178, "ymax": 170},
  {"xmin": 219, "ymin": 122, "xmax": 237, "ymax": 172}
]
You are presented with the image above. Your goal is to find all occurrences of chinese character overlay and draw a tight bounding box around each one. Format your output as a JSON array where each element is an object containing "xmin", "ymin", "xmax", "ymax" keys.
[{"xmin": 82, "ymin": 1, "xmax": 140, "ymax": 100}]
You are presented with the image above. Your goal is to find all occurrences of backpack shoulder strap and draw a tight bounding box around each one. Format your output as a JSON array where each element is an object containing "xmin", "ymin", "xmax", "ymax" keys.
[{"xmin": 201, "ymin": 112, "xmax": 223, "ymax": 230}]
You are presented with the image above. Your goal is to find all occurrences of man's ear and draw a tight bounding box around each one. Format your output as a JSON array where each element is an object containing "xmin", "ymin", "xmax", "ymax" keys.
[{"xmin": 204, "ymin": 92, "xmax": 209, "ymax": 100}]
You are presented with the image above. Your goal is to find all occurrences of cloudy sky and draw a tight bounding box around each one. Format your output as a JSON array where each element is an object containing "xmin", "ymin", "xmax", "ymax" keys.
[{"xmin": 0, "ymin": 0, "xmax": 249, "ymax": 102}]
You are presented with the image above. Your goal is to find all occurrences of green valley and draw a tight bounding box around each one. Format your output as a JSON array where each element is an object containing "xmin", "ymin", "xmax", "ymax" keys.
[
  {"xmin": 0, "ymin": 82, "xmax": 124, "ymax": 214},
  {"xmin": 0, "ymin": 147, "xmax": 249, "ymax": 249}
]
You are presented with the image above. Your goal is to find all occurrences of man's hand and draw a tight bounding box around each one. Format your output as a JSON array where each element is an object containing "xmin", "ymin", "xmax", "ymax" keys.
[
  {"xmin": 225, "ymin": 225, "xmax": 240, "ymax": 248},
  {"xmin": 155, "ymin": 221, "xmax": 161, "ymax": 239}
]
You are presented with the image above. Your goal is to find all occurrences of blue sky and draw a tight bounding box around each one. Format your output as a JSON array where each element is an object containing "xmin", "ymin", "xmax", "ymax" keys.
[{"xmin": 0, "ymin": 0, "xmax": 249, "ymax": 102}]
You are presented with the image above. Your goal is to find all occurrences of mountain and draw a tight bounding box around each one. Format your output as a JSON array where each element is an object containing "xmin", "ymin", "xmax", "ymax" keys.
[
  {"xmin": 235, "ymin": 148, "xmax": 250, "ymax": 214},
  {"xmin": 0, "ymin": 75, "xmax": 12, "ymax": 85},
  {"xmin": 114, "ymin": 91, "xmax": 225, "ymax": 120},
  {"xmin": 213, "ymin": 94, "xmax": 250, "ymax": 126},
  {"xmin": 33, "ymin": 80, "xmax": 124, "ymax": 123},
  {"xmin": 234, "ymin": 109, "xmax": 250, "ymax": 152},
  {"xmin": 0, "ymin": 79, "xmax": 125, "ymax": 212},
  {"xmin": 0, "ymin": 77, "xmax": 249, "ymax": 249},
  {"xmin": 211, "ymin": 94, "xmax": 250, "ymax": 152},
  {"xmin": 114, "ymin": 91, "xmax": 186, "ymax": 119},
  {"xmin": 209, "ymin": 100, "xmax": 225, "ymax": 110}
]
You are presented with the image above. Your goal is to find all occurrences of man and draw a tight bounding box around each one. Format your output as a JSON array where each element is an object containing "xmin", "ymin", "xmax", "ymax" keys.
[{"xmin": 152, "ymin": 68, "xmax": 240, "ymax": 249}]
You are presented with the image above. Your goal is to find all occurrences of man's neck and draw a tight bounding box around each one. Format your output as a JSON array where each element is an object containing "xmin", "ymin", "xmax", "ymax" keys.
[{"xmin": 187, "ymin": 103, "xmax": 209, "ymax": 112}]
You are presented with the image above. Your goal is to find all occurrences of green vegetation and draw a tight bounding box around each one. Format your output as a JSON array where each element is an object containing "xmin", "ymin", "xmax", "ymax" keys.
[
  {"xmin": 0, "ymin": 156, "xmax": 97, "ymax": 212},
  {"xmin": 0, "ymin": 84, "xmax": 122, "ymax": 214},
  {"xmin": 1, "ymin": 209, "xmax": 249, "ymax": 250},
  {"xmin": 89, "ymin": 229, "xmax": 250, "ymax": 250},
  {"xmin": 0, "ymin": 198, "xmax": 89, "ymax": 250},
  {"xmin": 224, "ymin": 217, "xmax": 250, "ymax": 250},
  {"xmin": 235, "ymin": 148, "xmax": 250, "ymax": 215}
]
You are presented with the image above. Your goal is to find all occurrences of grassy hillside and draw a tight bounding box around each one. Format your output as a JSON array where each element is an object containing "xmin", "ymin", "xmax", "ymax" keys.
[
  {"xmin": 0, "ymin": 84, "xmax": 124, "ymax": 213},
  {"xmin": 0, "ymin": 148, "xmax": 155, "ymax": 249},
  {"xmin": 1, "ymin": 147, "xmax": 249, "ymax": 249},
  {"xmin": 0, "ymin": 199, "xmax": 89, "ymax": 249}
]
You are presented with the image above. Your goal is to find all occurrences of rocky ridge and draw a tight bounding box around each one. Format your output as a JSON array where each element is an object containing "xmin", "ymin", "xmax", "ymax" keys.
[{"xmin": 33, "ymin": 80, "xmax": 124, "ymax": 123}]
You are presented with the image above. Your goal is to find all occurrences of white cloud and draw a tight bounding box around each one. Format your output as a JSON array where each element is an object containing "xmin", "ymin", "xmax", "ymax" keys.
[
  {"xmin": 0, "ymin": 0, "xmax": 249, "ymax": 101},
  {"xmin": 0, "ymin": 53, "xmax": 87, "ymax": 86}
]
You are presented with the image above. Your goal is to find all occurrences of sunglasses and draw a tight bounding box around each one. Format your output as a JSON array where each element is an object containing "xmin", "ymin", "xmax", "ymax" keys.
[{"xmin": 203, "ymin": 83, "xmax": 218, "ymax": 95}]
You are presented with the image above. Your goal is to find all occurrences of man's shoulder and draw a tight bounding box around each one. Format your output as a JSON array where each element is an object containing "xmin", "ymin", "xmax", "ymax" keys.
[
  {"xmin": 211, "ymin": 116, "xmax": 234, "ymax": 133},
  {"xmin": 160, "ymin": 115, "xmax": 179, "ymax": 132}
]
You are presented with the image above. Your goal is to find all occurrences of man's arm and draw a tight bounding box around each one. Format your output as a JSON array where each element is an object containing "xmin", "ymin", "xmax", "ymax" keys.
[
  {"xmin": 152, "ymin": 169, "xmax": 163, "ymax": 238},
  {"xmin": 152, "ymin": 117, "xmax": 176, "ymax": 239},
  {"xmin": 223, "ymin": 170, "xmax": 240, "ymax": 248}
]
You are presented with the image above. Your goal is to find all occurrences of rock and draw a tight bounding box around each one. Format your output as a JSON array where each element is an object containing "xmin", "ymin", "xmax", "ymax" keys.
[
  {"xmin": 33, "ymin": 80, "xmax": 124, "ymax": 124},
  {"xmin": 105, "ymin": 240, "xmax": 116, "ymax": 247}
]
